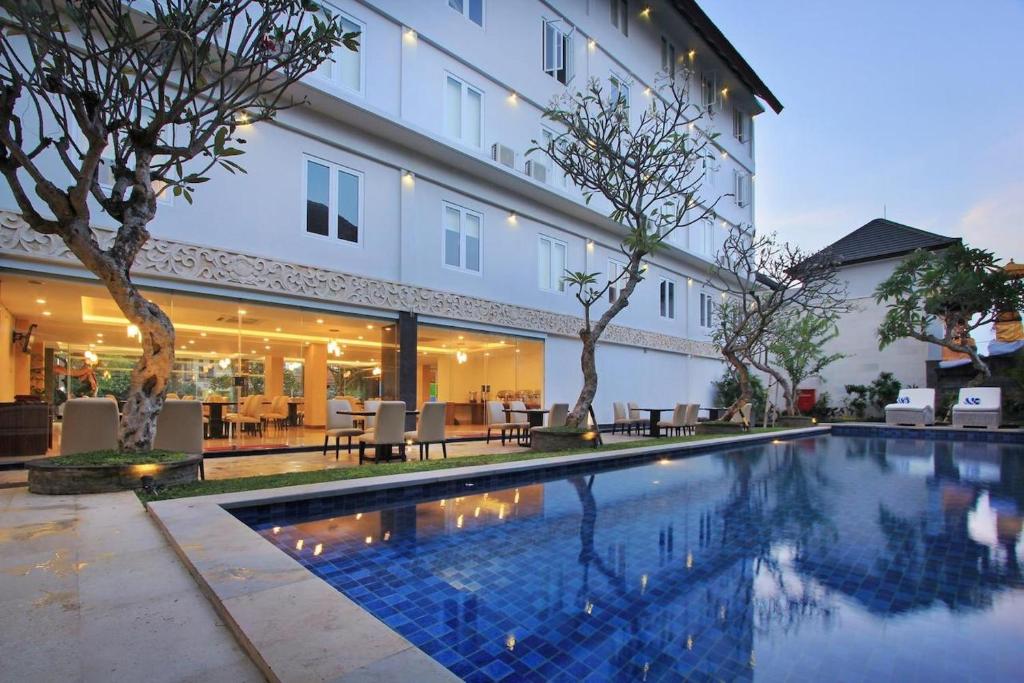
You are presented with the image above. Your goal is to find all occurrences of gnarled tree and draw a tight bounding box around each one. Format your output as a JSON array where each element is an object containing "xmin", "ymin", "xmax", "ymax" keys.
[
  {"xmin": 758, "ymin": 312, "xmax": 844, "ymax": 416},
  {"xmin": 532, "ymin": 73, "xmax": 721, "ymax": 429},
  {"xmin": 0, "ymin": 1, "xmax": 356, "ymax": 451},
  {"xmin": 875, "ymin": 242, "xmax": 1024, "ymax": 385},
  {"xmin": 708, "ymin": 226, "xmax": 848, "ymax": 419}
]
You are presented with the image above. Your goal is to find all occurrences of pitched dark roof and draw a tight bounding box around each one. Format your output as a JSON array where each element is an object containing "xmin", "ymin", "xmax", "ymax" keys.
[
  {"xmin": 670, "ymin": 0, "xmax": 783, "ymax": 114},
  {"xmin": 822, "ymin": 218, "xmax": 961, "ymax": 267}
]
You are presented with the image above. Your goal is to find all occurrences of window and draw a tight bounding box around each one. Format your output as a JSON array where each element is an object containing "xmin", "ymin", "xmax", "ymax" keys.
[
  {"xmin": 733, "ymin": 171, "xmax": 750, "ymax": 208},
  {"xmin": 703, "ymin": 148, "xmax": 719, "ymax": 187},
  {"xmin": 610, "ymin": 0, "xmax": 628, "ymax": 36},
  {"xmin": 733, "ymin": 109, "xmax": 751, "ymax": 144},
  {"xmin": 94, "ymin": 106, "xmax": 171, "ymax": 204},
  {"xmin": 304, "ymin": 157, "xmax": 361, "ymax": 244},
  {"xmin": 661, "ymin": 37, "xmax": 676, "ymax": 79},
  {"xmin": 449, "ymin": 0, "xmax": 483, "ymax": 26},
  {"xmin": 701, "ymin": 72, "xmax": 719, "ymax": 114},
  {"xmin": 659, "ymin": 278, "xmax": 675, "ymax": 319},
  {"xmin": 608, "ymin": 259, "xmax": 626, "ymax": 303},
  {"xmin": 542, "ymin": 19, "xmax": 574, "ymax": 85},
  {"xmin": 699, "ymin": 292, "xmax": 714, "ymax": 328},
  {"xmin": 538, "ymin": 235, "xmax": 568, "ymax": 292},
  {"xmin": 443, "ymin": 202, "xmax": 482, "ymax": 273},
  {"xmin": 610, "ymin": 73, "xmax": 630, "ymax": 109},
  {"xmin": 696, "ymin": 216, "xmax": 715, "ymax": 256},
  {"xmin": 313, "ymin": 7, "xmax": 363, "ymax": 93},
  {"xmin": 445, "ymin": 74, "xmax": 483, "ymax": 148},
  {"xmin": 540, "ymin": 127, "xmax": 568, "ymax": 188}
]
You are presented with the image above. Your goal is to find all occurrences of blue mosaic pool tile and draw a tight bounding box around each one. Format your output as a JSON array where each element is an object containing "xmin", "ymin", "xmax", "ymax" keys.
[{"xmin": 236, "ymin": 435, "xmax": 1024, "ymax": 682}]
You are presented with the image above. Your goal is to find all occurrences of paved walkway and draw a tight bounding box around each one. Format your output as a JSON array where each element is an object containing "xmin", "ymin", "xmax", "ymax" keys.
[{"xmin": 0, "ymin": 488, "xmax": 263, "ymax": 682}]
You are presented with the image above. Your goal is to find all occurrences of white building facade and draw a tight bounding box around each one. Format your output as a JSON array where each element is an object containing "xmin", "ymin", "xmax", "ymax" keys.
[{"xmin": 0, "ymin": 0, "xmax": 781, "ymax": 427}]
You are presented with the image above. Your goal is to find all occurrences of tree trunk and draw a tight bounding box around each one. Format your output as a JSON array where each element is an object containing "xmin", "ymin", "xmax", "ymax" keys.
[
  {"xmin": 748, "ymin": 354, "xmax": 792, "ymax": 416},
  {"xmin": 721, "ymin": 349, "xmax": 751, "ymax": 421},
  {"xmin": 913, "ymin": 331, "xmax": 991, "ymax": 387},
  {"xmin": 566, "ymin": 330, "xmax": 598, "ymax": 429},
  {"xmin": 61, "ymin": 219, "xmax": 175, "ymax": 453}
]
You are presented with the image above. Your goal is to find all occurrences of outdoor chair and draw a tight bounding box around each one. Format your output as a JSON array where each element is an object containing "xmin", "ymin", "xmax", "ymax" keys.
[
  {"xmin": 612, "ymin": 402, "xmax": 638, "ymax": 435},
  {"xmin": 405, "ymin": 402, "xmax": 448, "ymax": 459},
  {"xmin": 361, "ymin": 400, "xmax": 381, "ymax": 431},
  {"xmin": 548, "ymin": 403, "xmax": 569, "ymax": 427},
  {"xmin": 628, "ymin": 402, "xmax": 650, "ymax": 436},
  {"xmin": 153, "ymin": 400, "xmax": 205, "ymax": 479},
  {"xmin": 324, "ymin": 399, "xmax": 364, "ymax": 459},
  {"xmin": 951, "ymin": 387, "xmax": 1002, "ymax": 430},
  {"xmin": 61, "ymin": 398, "xmax": 118, "ymax": 455},
  {"xmin": 658, "ymin": 404, "xmax": 687, "ymax": 436},
  {"xmin": 884, "ymin": 388, "xmax": 935, "ymax": 427},
  {"xmin": 683, "ymin": 403, "xmax": 700, "ymax": 435},
  {"xmin": 486, "ymin": 400, "xmax": 521, "ymax": 445},
  {"xmin": 509, "ymin": 400, "xmax": 530, "ymax": 430},
  {"xmin": 358, "ymin": 401, "xmax": 407, "ymax": 464}
]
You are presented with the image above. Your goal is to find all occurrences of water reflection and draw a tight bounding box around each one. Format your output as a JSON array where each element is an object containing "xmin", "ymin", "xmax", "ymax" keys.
[{"xmin": 249, "ymin": 436, "xmax": 1024, "ymax": 681}]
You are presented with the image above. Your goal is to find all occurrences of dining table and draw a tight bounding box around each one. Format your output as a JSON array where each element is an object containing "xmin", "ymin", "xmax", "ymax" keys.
[
  {"xmin": 702, "ymin": 406, "xmax": 726, "ymax": 421},
  {"xmin": 507, "ymin": 408, "xmax": 549, "ymax": 446},
  {"xmin": 635, "ymin": 407, "xmax": 673, "ymax": 438},
  {"xmin": 201, "ymin": 401, "xmax": 239, "ymax": 439},
  {"xmin": 336, "ymin": 409, "xmax": 420, "ymax": 460}
]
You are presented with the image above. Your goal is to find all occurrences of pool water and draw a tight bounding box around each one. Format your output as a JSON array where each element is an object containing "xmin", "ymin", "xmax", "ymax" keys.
[{"xmin": 237, "ymin": 436, "xmax": 1024, "ymax": 682}]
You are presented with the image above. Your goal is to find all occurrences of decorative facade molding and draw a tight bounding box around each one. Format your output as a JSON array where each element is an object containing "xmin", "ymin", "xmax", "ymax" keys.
[{"xmin": 0, "ymin": 212, "xmax": 719, "ymax": 359}]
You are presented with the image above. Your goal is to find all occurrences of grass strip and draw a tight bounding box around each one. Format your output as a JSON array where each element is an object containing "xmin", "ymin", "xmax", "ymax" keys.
[
  {"xmin": 140, "ymin": 428, "xmax": 785, "ymax": 502},
  {"xmin": 47, "ymin": 450, "xmax": 187, "ymax": 467}
]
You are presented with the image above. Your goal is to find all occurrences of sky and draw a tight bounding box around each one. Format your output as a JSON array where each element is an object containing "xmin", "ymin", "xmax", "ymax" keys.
[{"xmin": 699, "ymin": 0, "xmax": 1024, "ymax": 260}]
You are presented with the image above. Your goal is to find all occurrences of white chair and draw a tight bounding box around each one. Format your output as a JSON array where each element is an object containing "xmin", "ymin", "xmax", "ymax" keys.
[
  {"xmin": 224, "ymin": 395, "xmax": 261, "ymax": 437},
  {"xmin": 628, "ymin": 402, "xmax": 649, "ymax": 436},
  {"xmin": 362, "ymin": 400, "xmax": 381, "ymax": 431},
  {"xmin": 406, "ymin": 402, "xmax": 448, "ymax": 459},
  {"xmin": 683, "ymin": 403, "xmax": 700, "ymax": 435},
  {"xmin": 61, "ymin": 398, "xmax": 119, "ymax": 455},
  {"xmin": 548, "ymin": 403, "xmax": 569, "ymax": 427},
  {"xmin": 951, "ymin": 387, "xmax": 1002, "ymax": 430},
  {"xmin": 509, "ymin": 400, "xmax": 530, "ymax": 429},
  {"xmin": 612, "ymin": 402, "xmax": 637, "ymax": 435},
  {"xmin": 154, "ymin": 400, "xmax": 205, "ymax": 478},
  {"xmin": 358, "ymin": 401, "xmax": 407, "ymax": 463},
  {"xmin": 884, "ymin": 388, "xmax": 936, "ymax": 427},
  {"xmin": 486, "ymin": 400, "xmax": 521, "ymax": 445},
  {"xmin": 324, "ymin": 399, "xmax": 364, "ymax": 460},
  {"xmin": 263, "ymin": 395, "xmax": 289, "ymax": 432},
  {"xmin": 657, "ymin": 404, "xmax": 687, "ymax": 436}
]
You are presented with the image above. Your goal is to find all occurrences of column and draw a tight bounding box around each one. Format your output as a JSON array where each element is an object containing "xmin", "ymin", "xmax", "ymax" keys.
[
  {"xmin": 303, "ymin": 343, "xmax": 327, "ymax": 428},
  {"xmin": 398, "ymin": 312, "xmax": 418, "ymax": 429},
  {"xmin": 264, "ymin": 355, "xmax": 284, "ymax": 397},
  {"xmin": 13, "ymin": 319, "xmax": 31, "ymax": 396}
]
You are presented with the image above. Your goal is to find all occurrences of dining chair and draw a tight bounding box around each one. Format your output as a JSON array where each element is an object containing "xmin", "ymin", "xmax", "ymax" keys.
[
  {"xmin": 60, "ymin": 398, "xmax": 118, "ymax": 455},
  {"xmin": 324, "ymin": 399, "xmax": 364, "ymax": 459},
  {"xmin": 628, "ymin": 401, "xmax": 649, "ymax": 436},
  {"xmin": 548, "ymin": 403, "xmax": 569, "ymax": 427},
  {"xmin": 486, "ymin": 400, "xmax": 521, "ymax": 445},
  {"xmin": 406, "ymin": 402, "xmax": 448, "ymax": 459},
  {"xmin": 358, "ymin": 401, "xmax": 407, "ymax": 464},
  {"xmin": 154, "ymin": 400, "xmax": 205, "ymax": 478}
]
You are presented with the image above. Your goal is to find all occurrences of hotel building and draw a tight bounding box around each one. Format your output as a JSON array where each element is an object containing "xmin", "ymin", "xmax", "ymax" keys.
[{"xmin": 0, "ymin": 0, "xmax": 780, "ymax": 446}]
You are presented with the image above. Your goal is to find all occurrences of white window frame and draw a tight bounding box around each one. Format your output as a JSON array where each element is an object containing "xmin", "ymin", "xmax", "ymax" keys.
[
  {"xmin": 703, "ymin": 148, "xmax": 719, "ymax": 187},
  {"xmin": 697, "ymin": 216, "xmax": 715, "ymax": 256},
  {"xmin": 87, "ymin": 107, "xmax": 172, "ymax": 205},
  {"xmin": 449, "ymin": 0, "xmax": 484, "ymax": 27},
  {"xmin": 699, "ymin": 291, "xmax": 715, "ymax": 329},
  {"xmin": 659, "ymin": 277, "xmax": 676, "ymax": 320},
  {"xmin": 732, "ymin": 108, "xmax": 751, "ymax": 144},
  {"xmin": 542, "ymin": 19, "xmax": 575, "ymax": 85},
  {"xmin": 661, "ymin": 36, "xmax": 677, "ymax": 79},
  {"xmin": 308, "ymin": 5, "xmax": 365, "ymax": 96},
  {"xmin": 538, "ymin": 234, "xmax": 568, "ymax": 293},
  {"xmin": 608, "ymin": 258, "xmax": 627, "ymax": 303},
  {"xmin": 734, "ymin": 170, "xmax": 750, "ymax": 208},
  {"xmin": 610, "ymin": 72, "xmax": 630, "ymax": 110},
  {"xmin": 540, "ymin": 126, "xmax": 568, "ymax": 189},
  {"xmin": 701, "ymin": 72, "xmax": 719, "ymax": 114},
  {"xmin": 441, "ymin": 201, "xmax": 484, "ymax": 275},
  {"xmin": 610, "ymin": 0, "xmax": 628, "ymax": 36},
  {"xmin": 302, "ymin": 154, "xmax": 364, "ymax": 246},
  {"xmin": 443, "ymin": 72, "xmax": 485, "ymax": 149}
]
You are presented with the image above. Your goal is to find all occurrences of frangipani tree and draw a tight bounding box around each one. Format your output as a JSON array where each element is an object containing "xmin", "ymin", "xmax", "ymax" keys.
[
  {"xmin": 756, "ymin": 312, "xmax": 844, "ymax": 416},
  {"xmin": 875, "ymin": 242, "xmax": 1024, "ymax": 384},
  {"xmin": 0, "ymin": 1, "xmax": 356, "ymax": 451},
  {"xmin": 532, "ymin": 73, "xmax": 721, "ymax": 429},
  {"xmin": 708, "ymin": 226, "xmax": 848, "ymax": 419}
]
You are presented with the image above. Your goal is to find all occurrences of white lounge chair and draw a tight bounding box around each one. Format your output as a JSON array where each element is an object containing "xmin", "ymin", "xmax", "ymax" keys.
[
  {"xmin": 884, "ymin": 388, "xmax": 935, "ymax": 427},
  {"xmin": 951, "ymin": 387, "xmax": 1002, "ymax": 430}
]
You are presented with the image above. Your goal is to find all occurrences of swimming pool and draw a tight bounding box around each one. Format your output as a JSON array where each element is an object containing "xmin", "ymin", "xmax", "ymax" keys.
[{"xmin": 235, "ymin": 435, "xmax": 1024, "ymax": 682}]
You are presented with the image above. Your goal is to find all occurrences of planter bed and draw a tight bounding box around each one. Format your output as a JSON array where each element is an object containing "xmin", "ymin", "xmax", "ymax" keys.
[
  {"xmin": 529, "ymin": 426, "xmax": 600, "ymax": 452},
  {"xmin": 28, "ymin": 451, "xmax": 200, "ymax": 495}
]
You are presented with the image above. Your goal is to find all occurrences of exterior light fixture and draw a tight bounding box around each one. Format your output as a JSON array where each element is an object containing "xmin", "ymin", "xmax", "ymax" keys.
[{"xmin": 588, "ymin": 38, "xmax": 596, "ymax": 50}]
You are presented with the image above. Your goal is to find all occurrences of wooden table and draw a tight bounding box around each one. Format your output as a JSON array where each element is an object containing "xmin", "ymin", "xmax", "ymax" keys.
[
  {"xmin": 337, "ymin": 410, "xmax": 419, "ymax": 461},
  {"xmin": 202, "ymin": 401, "xmax": 238, "ymax": 439},
  {"xmin": 702, "ymin": 406, "xmax": 726, "ymax": 421},
  {"xmin": 507, "ymin": 408, "xmax": 549, "ymax": 446},
  {"xmin": 635, "ymin": 407, "xmax": 673, "ymax": 438}
]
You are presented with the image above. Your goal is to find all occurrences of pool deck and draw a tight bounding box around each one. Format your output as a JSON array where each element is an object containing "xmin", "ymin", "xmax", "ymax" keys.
[{"xmin": 147, "ymin": 426, "xmax": 828, "ymax": 683}]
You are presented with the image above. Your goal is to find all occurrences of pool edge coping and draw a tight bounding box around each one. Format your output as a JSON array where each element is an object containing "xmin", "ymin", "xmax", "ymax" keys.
[{"xmin": 147, "ymin": 426, "xmax": 830, "ymax": 683}]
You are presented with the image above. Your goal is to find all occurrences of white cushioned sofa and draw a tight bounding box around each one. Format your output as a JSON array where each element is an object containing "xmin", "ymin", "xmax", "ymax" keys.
[
  {"xmin": 951, "ymin": 387, "xmax": 1002, "ymax": 430},
  {"xmin": 884, "ymin": 388, "xmax": 935, "ymax": 427}
]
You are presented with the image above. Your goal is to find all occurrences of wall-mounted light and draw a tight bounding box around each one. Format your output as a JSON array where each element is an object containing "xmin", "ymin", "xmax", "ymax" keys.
[
  {"xmin": 588, "ymin": 38, "xmax": 597, "ymax": 50},
  {"xmin": 688, "ymin": 49, "xmax": 696, "ymax": 61},
  {"xmin": 401, "ymin": 170, "xmax": 415, "ymax": 187},
  {"xmin": 507, "ymin": 211, "xmax": 517, "ymax": 224},
  {"xmin": 507, "ymin": 91, "xmax": 518, "ymax": 105},
  {"xmin": 403, "ymin": 28, "xmax": 417, "ymax": 44},
  {"xmin": 720, "ymin": 87, "xmax": 729, "ymax": 98},
  {"xmin": 640, "ymin": 6, "xmax": 651, "ymax": 18},
  {"xmin": 643, "ymin": 87, "xmax": 652, "ymax": 96},
  {"xmin": 586, "ymin": 239, "xmax": 595, "ymax": 252}
]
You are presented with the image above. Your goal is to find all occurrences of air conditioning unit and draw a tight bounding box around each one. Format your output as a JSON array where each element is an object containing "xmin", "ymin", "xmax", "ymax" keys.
[
  {"xmin": 525, "ymin": 159, "xmax": 548, "ymax": 184},
  {"xmin": 491, "ymin": 143, "xmax": 516, "ymax": 169}
]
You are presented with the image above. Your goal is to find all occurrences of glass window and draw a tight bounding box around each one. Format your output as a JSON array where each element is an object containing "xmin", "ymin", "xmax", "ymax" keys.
[
  {"xmin": 661, "ymin": 37, "xmax": 676, "ymax": 79},
  {"xmin": 538, "ymin": 235, "xmax": 567, "ymax": 292},
  {"xmin": 305, "ymin": 160, "xmax": 330, "ymax": 237},
  {"xmin": 304, "ymin": 156, "xmax": 361, "ymax": 243},
  {"xmin": 443, "ymin": 202, "xmax": 482, "ymax": 273},
  {"xmin": 543, "ymin": 20, "xmax": 574, "ymax": 85},
  {"xmin": 313, "ymin": 7, "xmax": 363, "ymax": 93},
  {"xmin": 610, "ymin": 73, "xmax": 630, "ymax": 109},
  {"xmin": 660, "ymin": 279, "xmax": 675, "ymax": 319},
  {"xmin": 449, "ymin": 0, "xmax": 483, "ymax": 26},
  {"xmin": 608, "ymin": 259, "xmax": 626, "ymax": 303},
  {"xmin": 445, "ymin": 75, "xmax": 483, "ymax": 148},
  {"xmin": 699, "ymin": 292, "xmax": 714, "ymax": 328},
  {"xmin": 610, "ymin": 0, "xmax": 628, "ymax": 36}
]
